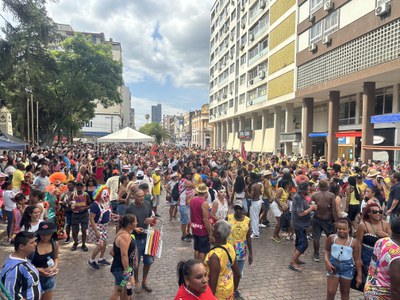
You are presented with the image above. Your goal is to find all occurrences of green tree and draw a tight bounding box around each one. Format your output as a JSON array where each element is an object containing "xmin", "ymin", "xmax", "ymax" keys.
[
  {"xmin": 139, "ymin": 122, "xmax": 170, "ymax": 144},
  {"xmin": 41, "ymin": 34, "xmax": 123, "ymax": 143},
  {"xmin": 144, "ymin": 114, "xmax": 150, "ymax": 123},
  {"xmin": 0, "ymin": 0, "xmax": 57, "ymax": 141}
]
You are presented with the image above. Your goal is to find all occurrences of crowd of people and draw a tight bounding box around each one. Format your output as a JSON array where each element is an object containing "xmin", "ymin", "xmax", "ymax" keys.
[{"xmin": 0, "ymin": 143, "xmax": 399, "ymax": 300}]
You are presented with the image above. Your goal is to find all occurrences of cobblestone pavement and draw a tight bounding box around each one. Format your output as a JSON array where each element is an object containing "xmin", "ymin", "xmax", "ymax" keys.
[{"xmin": 0, "ymin": 199, "xmax": 365, "ymax": 300}]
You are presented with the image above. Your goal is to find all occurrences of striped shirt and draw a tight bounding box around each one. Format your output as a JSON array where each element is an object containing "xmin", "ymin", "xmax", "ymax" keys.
[{"xmin": 1, "ymin": 255, "xmax": 41, "ymax": 300}]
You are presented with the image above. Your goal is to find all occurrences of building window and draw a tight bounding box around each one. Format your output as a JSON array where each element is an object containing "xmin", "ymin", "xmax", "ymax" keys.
[
  {"xmin": 310, "ymin": 21, "xmax": 322, "ymax": 44},
  {"xmin": 239, "ymin": 93, "xmax": 245, "ymax": 104},
  {"xmin": 267, "ymin": 113, "xmax": 274, "ymax": 128},
  {"xmin": 240, "ymin": 54, "xmax": 247, "ymax": 65},
  {"xmin": 339, "ymin": 95, "xmax": 356, "ymax": 125},
  {"xmin": 240, "ymin": 74, "xmax": 246, "ymax": 85},
  {"xmin": 375, "ymin": 86, "xmax": 393, "ymax": 115},
  {"xmin": 324, "ymin": 10, "xmax": 339, "ymax": 36},
  {"xmin": 310, "ymin": 0, "xmax": 323, "ymax": 14}
]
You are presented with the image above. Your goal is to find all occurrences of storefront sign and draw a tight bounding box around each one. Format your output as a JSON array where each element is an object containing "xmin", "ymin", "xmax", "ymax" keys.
[
  {"xmin": 238, "ymin": 130, "xmax": 252, "ymax": 139},
  {"xmin": 373, "ymin": 136, "xmax": 385, "ymax": 144},
  {"xmin": 338, "ymin": 137, "xmax": 350, "ymax": 145}
]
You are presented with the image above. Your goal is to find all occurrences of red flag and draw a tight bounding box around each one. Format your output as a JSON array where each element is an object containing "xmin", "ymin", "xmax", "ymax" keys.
[
  {"xmin": 150, "ymin": 144, "xmax": 158, "ymax": 156},
  {"xmin": 241, "ymin": 142, "xmax": 247, "ymax": 161}
]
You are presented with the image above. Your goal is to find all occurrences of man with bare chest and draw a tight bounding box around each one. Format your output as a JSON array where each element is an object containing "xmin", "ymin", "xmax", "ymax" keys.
[{"xmin": 310, "ymin": 179, "xmax": 338, "ymax": 262}]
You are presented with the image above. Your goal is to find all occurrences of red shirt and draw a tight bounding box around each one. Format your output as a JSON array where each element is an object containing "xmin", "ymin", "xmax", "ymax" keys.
[
  {"xmin": 174, "ymin": 285, "xmax": 217, "ymax": 300},
  {"xmin": 190, "ymin": 196, "xmax": 208, "ymax": 236}
]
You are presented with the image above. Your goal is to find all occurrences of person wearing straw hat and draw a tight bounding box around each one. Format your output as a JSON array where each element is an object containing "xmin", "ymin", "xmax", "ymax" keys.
[{"xmin": 190, "ymin": 183, "xmax": 214, "ymax": 261}]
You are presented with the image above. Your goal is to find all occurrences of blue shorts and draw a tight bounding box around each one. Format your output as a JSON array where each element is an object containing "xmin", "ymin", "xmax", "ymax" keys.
[
  {"xmin": 263, "ymin": 199, "xmax": 270, "ymax": 210},
  {"xmin": 40, "ymin": 275, "xmax": 55, "ymax": 293},
  {"xmin": 111, "ymin": 270, "xmax": 125, "ymax": 286},
  {"xmin": 179, "ymin": 205, "xmax": 190, "ymax": 225},
  {"xmin": 136, "ymin": 238, "xmax": 154, "ymax": 266},
  {"xmin": 294, "ymin": 228, "xmax": 308, "ymax": 254},
  {"xmin": 327, "ymin": 257, "xmax": 354, "ymax": 280}
]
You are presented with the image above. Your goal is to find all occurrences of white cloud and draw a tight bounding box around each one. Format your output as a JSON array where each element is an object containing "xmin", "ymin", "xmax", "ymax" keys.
[{"xmin": 46, "ymin": 0, "xmax": 214, "ymax": 89}]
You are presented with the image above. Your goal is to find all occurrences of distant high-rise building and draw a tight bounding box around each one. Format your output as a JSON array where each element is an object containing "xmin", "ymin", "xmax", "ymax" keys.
[{"xmin": 151, "ymin": 104, "xmax": 162, "ymax": 124}]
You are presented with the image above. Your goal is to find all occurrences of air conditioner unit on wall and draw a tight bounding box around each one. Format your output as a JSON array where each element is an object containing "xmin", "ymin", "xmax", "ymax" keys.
[
  {"xmin": 260, "ymin": 0, "xmax": 266, "ymax": 9},
  {"xmin": 322, "ymin": 35, "xmax": 331, "ymax": 45},
  {"xmin": 248, "ymin": 101, "xmax": 253, "ymax": 105},
  {"xmin": 258, "ymin": 70, "xmax": 265, "ymax": 79},
  {"xmin": 324, "ymin": 1, "xmax": 333, "ymax": 11},
  {"xmin": 241, "ymin": 22, "xmax": 245, "ymax": 29},
  {"xmin": 309, "ymin": 43, "xmax": 317, "ymax": 52},
  {"xmin": 249, "ymin": 79, "xmax": 254, "ymax": 85},
  {"xmin": 375, "ymin": 2, "xmax": 391, "ymax": 16},
  {"xmin": 309, "ymin": 14, "xmax": 315, "ymax": 22},
  {"xmin": 249, "ymin": 34, "xmax": 254, "ymax": 41}
]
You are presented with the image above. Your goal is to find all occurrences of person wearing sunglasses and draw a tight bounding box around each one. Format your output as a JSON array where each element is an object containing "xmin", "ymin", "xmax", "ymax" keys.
[
  {"xmin": 324, "ymin": 218, "xmax": 362, "ymax": 300},
  {"xmin": 355, "ymin": 203, "xmax": 390, "ymax": 269},
  {"xmin": 364, "ymin": 217, "xmax": 400, "ymax": 300}
]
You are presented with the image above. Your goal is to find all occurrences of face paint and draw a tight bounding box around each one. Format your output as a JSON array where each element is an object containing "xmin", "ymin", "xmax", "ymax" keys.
[{"xmin": 101, "ymin": 189, "xmax": 109, "ymax": 201}]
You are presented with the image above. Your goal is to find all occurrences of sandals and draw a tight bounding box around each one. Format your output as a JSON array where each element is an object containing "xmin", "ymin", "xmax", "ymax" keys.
[
  {"xmin": 271, "ymin": 237, "xmax": 281, "ymax": 243},
  {"xmin": 134, "ymin": 285, "xmax": 142, "ymax": 294},
  {"xmin": 288, "ymin": 264, "xmax": 303, "ymax": 273},
  {"xmin": 296, "ymin": 259, "xmax": 306, "ymax": 265},
  {"xmin": 142, "ymin": 283, "xmax": 153, "ymax": 292}
]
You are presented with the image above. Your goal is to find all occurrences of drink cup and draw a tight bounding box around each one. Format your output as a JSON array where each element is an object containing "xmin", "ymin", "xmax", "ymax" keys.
[{"xmin": 126, "ymin": 282, "xmax": 133, "ymax": 296}]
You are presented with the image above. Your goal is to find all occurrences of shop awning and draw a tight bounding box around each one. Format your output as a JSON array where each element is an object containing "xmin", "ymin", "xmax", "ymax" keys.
[
  {"xmin": 335, "ymin": 131, "xmax": 362, "ymax": 138},
  {"xmin": 371, "ymin": 113, "xmax": 400, "ymax": 124},
  {"xmin": 309, "ymin": 132, "xmax": 328, "ymax": 138}
]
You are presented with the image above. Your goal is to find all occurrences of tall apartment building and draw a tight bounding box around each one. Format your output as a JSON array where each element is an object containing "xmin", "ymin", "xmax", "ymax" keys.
[
  {"xmin": 209, "ymin": 0, "xmax": 298, "ymax": 154},
  {"xmin": 54, "ymin": 24, "xmax": 132, "ymax": 139},
  {"xmin": 297, "ymin": 0, "xmax": 400, "ymax": 163},
  {"xmin": 151, "ymin": 104, "xmax": 162, "ymax": 124},
  {"xmin": 209, "ymin": 0, "xmax": 400, "ymax": 164}
]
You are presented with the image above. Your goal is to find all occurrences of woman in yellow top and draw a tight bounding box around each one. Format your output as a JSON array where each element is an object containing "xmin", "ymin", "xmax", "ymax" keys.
[
  {"xmin": 270, "ymin": 179, "xmax": 290, "ymax": 242},
  {"xmin": 205, "ymin": 220, "xmax": 241, "ymax": 300},
  {"xmin": 345, "ymin": 176, "xmax": 363, "ymax": 229}
]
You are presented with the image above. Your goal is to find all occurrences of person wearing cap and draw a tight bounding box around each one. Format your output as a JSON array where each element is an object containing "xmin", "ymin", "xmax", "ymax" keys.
[
  {"xmin": 166, "ymin": 172, "xmax": 179, "ymax": 222},
  {"xmin": 190, "ymin": 183, "xmax": 214, "ymax": 261},
  {"xmin": 1, "ymin": 231, "xmax": 42, "ymax": 300},
  {"xmin": 178, "ymin": 168, "xmax": 196, "ymax": 241},
  {"xmin": 227, "ymin": 200, "xmax": 253, "ymax": 300},
  {"xmin": 31, "ymin": 221, "xmax": 60, "ymax": 299},
  {"xmin": 289, "ymin": 182, "xmax": 317, "ymax": 272},
  {"xmin": 152, "ymin": 168, "xmax": 162, "ymax": 217}
]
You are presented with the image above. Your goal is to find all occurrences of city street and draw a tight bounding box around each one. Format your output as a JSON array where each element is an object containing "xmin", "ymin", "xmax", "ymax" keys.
[{"xmin": 0, "ymin": 198, "xmax": 364, "ymax": 300}]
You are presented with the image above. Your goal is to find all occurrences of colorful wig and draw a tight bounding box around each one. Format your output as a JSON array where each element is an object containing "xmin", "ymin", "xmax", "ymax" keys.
[
  {"xmin": 49, "ymin": 172, "xmax": 67, "ymax": 184},
  {"xmin": 93, "ymin": 185, "xmax": 110, "ymax": 203}
]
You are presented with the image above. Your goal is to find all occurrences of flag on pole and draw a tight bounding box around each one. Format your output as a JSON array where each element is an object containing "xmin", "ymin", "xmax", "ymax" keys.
[
  {"xmin": 150, "ymin": 144, "xmax": 158, "ymax": 156},
  {"xmin": 241, "ymin": 142, "xmax": 247, "ymax": 161}
]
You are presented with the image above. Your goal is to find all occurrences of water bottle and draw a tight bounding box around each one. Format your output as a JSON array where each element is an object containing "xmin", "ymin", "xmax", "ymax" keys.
[
  {"xmin": 126, "ymin": 282, "xmax": 133, "ymax": 296},
  {"xmin": 47, "ymin": 256, "xmax": 55, "ymax": 268}
]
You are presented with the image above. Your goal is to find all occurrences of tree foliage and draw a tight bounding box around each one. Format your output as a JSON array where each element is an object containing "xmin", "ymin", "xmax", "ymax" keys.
[
  {"xmin": 0, "ymin": 1, "xmax": 123, "ymax": 144},
  {"xmin": 139, "ymin": 122, "xmax": 170, "ymax": 144}
]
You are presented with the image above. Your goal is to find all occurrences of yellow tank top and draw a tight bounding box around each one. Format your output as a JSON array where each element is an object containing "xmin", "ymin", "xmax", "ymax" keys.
[
  {"xmin": 277, "ymin": 187, "xmax": 289, "ymax": 205},
  {"xmin": 349, "ymin": 188, "xmax": 360, "ymax": 205},
  {"xmin": 205, "ymin": 243, "xmax": 236, "ymax": 300}
]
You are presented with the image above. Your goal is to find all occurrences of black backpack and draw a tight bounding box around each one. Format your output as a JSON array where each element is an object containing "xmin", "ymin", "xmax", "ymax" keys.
[{"xmin": 171, "ymin": 179, "xmax": 186, "ymax": 202}]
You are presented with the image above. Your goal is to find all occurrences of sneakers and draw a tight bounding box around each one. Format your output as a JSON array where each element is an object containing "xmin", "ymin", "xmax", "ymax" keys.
[
  {"xmin": 313, "ymin": 254, "xmax": 320, "ymax": 262},
  {"xmin": 71, "ymin": 243, "xmax": 78, "ymax": 251},
  {"xmin": 64, "ymin": 237, "xmax": 70, "ymax": 244},
  {"xmin": 181, "ymin": 235, "xmax": 191, "ymax": 242},
  {"xmin": 81, "ymin": 245, "xmax": 89, "ymax": 252},
  {"xmin": 98, "ymin": 259, "xmax": 111, "ymax": 265},
  {"xmin": 88, "ymin": 260, "xmax": 100, "ymax": 270},
  {"xmin": 259, "ymin": 223, "xmax": 267, "ymax": 228},
  {"xmin": 250, "ymin": 233, "xmax": 260, "ymax": 239}
]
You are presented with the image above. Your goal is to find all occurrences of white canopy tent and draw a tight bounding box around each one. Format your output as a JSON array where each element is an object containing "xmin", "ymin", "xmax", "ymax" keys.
[{"xmin": 97, "ymin": 127, "xmax": 154, "ymax": 143}]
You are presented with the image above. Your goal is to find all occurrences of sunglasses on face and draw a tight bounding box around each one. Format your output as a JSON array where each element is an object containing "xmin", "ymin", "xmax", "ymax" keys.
[{"xmin": 370, "ymin": 210, "xmax": 383, "ymax": 215}]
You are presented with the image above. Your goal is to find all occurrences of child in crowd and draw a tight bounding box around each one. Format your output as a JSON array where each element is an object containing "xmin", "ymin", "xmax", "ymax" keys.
[{"xmin": 324, "ymin": 217, "xmax": 362, "ymax": 300}]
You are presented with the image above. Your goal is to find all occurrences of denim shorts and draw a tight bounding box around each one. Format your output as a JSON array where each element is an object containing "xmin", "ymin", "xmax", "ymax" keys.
[
  {"xmin": 179, "ymin": 205, "xmax": 190, "ymax": 225},
  {"xmin": 40, "ymin": 275, "xmax": 55, "ymax": 293},
  {"xmin": 294, "ymin": 228, "xmax": 308, "ymax": 254},
  {"xmin": 263, "ymin": 199, "xmax": 270, "ymax": 210},
  {"xmin": 327, "ymin": 257, "xmax": 354, "ymax": 280},
  {"xmin": 111, "ymin": 270, "xmax": 125, "ymax": 286},
  {"xmin": 136, "ymin": 238, "xmax": 154, "ymax": 266}
]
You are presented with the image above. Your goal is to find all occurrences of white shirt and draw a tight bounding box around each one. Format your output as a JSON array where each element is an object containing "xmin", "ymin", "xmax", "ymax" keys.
[{"xmin": 3, "ymin": 190, "xmax": 16, "ymax": 211}]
